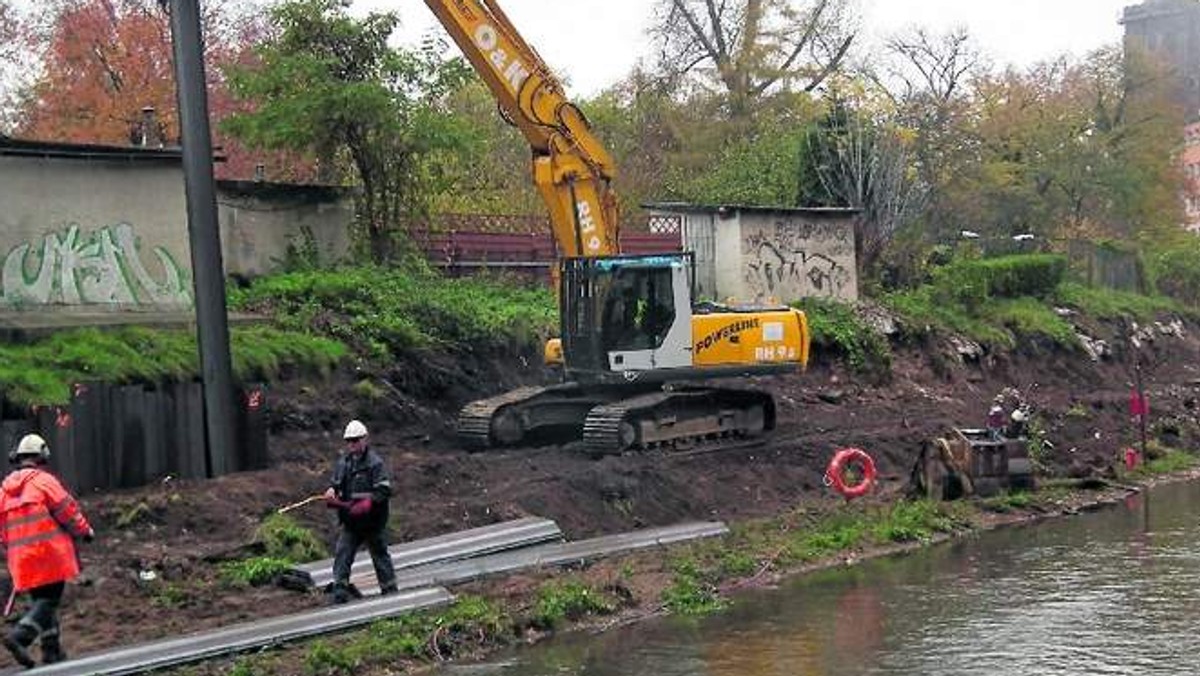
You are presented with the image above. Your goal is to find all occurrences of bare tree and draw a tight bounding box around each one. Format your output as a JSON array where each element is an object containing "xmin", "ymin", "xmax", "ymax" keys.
[
  {"xmin": 883, "ymin": 27, "xmax": 981, "ymax": 107},
  {"xmin": 807, "ymin": 97, "xmax": 928, "ymax": 276},
  {"xmin": 875, "ymin": 26, "xmax": 983, "ymax": 242},
  {"xmin": 651, "ymin": 0, "xmax": 857, "ymax": 115}
]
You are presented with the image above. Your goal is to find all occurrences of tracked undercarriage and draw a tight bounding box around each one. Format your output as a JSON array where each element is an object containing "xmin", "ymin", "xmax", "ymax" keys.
[{"xmin": 457, "ymin": 383, "xmax": 776, "ymax": 456}]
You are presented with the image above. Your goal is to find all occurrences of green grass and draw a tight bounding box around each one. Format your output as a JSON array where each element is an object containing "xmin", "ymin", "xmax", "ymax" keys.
[
  {"xmin": 1055, "ymin": 282, "xmax": 1187, "ymax": 321},
  {"xmin": 660, "ymin": 499, "xmax": 969, "ymax": 616},
  {"xmin": 978, "ymin": 298, "xmax": 1079, "ymax": 348},
  {"xmin": 227, "ymin": 264, "xmax": 556, "ymax": 358},
  {"xmin": 531, "ymin": 580, "xmax": 617, "ymax": 629},
  {"xmin": 980, "ymin": 491, "xmax": 1036, "ymax": 513},
  {"xmin": 300, "ymin": 596, "xmax": 508, "ymax": 675},
  {"xmin": 0, "ymin": 325, "xmax": 345, "ymax": 406},
  {"xmin": 883, "ymin": 287, "xmax": 1011, "ymax": 347},
  {"xmin": 1135, "ymin": 449, "xmax": 1197, "ymax": 477}
]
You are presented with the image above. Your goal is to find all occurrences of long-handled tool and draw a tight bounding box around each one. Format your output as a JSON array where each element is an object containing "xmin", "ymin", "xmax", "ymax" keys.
[
  {"xmin": 276, "ymin": 494, "xmax": 326, "ymax": 515},
  {"xmin": 3, "ymin": 587, "xmax": 16, "ymax": 618}
]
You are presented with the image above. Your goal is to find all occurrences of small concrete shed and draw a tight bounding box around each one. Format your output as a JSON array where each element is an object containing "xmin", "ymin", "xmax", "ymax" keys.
[{"xmin": 645, "ymin": 203, "xmax": 859, "ymax": 304}]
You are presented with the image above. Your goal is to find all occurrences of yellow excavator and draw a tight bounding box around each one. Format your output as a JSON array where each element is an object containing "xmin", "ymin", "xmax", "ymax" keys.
[{"xmin": 425, "ymin": 0, "xmax": 811, "ymax": 455}]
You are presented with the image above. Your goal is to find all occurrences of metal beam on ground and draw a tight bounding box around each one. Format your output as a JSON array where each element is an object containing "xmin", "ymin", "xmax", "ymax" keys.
[
  {"xmin": 349, "ymin": 521, "xmax": 729, "ymax": 594},
  {"xmin": 292, "ymin": 517, "xmax": 562, "ymax": 590},
  {"xmin": 22, "ymin": 588, "xmax": 452, "ymax": 676}
]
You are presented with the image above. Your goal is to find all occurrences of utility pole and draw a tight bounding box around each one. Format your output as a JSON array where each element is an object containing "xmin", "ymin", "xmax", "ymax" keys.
[{"xmin": 163, "ymin": 0, "xmax": 238, "ymax": 473}]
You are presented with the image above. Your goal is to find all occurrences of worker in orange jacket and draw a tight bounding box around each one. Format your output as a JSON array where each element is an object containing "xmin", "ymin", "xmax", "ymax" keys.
[{"xmin": 0, "ymin": 434, "xmax": 93, "ymax": 668}]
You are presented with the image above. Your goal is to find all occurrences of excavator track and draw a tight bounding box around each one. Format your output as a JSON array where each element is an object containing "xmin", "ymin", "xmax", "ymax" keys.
[
  {"xmin": 457, "ymin": 386, "xmax": 549, "ymax": 450},
  {"xmin": 582, "ymin": 388, "xmax": 775, "ymax": 457}
]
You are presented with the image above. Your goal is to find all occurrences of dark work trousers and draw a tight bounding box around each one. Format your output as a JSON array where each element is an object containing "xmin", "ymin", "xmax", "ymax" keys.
[
  {"xmin": 332, "ymin": 527, "xmax": 396, "ymax": 593},
  {"xmin": 17, "ymin": 581, "xmax": 65, "ymax": 643}
]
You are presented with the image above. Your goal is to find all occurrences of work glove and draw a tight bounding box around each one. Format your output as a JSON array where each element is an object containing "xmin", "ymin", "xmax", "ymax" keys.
[{"xmin": 349, "ymin": 498, "xmax": 372, "ymax": 517}]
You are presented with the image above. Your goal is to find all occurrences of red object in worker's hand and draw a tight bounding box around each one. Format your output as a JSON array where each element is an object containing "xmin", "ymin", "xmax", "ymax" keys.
[
  {"xmin": 349, "ymin": 499, "xmax": 372, "ymax": 517},
  {"xmin": 325, "ymin": 496, "xmax": 350, "ymax": 510}
]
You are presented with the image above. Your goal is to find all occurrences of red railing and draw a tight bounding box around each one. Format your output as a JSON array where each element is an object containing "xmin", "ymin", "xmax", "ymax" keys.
[{"xmin": 415, "ymin": 228, "xmax": 683, "ymax": 285}]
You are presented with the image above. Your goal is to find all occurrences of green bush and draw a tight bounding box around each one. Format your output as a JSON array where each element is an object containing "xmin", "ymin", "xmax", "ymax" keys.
[
  {"xmin": 978, "ymin": 254, "xmax": 1067, "ymax": 298},
  {"xmin": 220, "ymin": 557, "xmax": 293, "ymax": 587},
  {"xmin": 1150, "ymin": 243, "xmax": 1200, "ymax": 306},
  {"xmin": 792, "ymin": 298, "xmax": 892, "ymax": 372},
  {"xmin": 256, "ymin": 513, "xmax": 326, "ymax": 562},
  {"xmin": 933, "ymin": 254, "xmax": 1066, "ymax": 306}
]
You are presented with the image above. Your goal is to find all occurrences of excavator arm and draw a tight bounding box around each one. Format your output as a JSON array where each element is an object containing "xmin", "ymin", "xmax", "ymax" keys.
[{"xmin": 424, "ymin": 0, "xmax": 619, "ymax": 258}]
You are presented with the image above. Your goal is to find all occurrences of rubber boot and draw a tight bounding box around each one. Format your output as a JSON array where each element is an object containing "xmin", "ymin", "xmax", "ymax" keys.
[
  {"xmin": 380, "ymin": 583, "xmax": 399, "ymax": 596},
  {"xmin": 3, "ymin": 624, "xmax": 36, "ymax": 668},
  {"xmin": 330, "ymin": 582, "xmax": 352, "ymax": 606},
  {"xmin": 41, "ymin": 633, "xmax": 66, "ymax": 664}
]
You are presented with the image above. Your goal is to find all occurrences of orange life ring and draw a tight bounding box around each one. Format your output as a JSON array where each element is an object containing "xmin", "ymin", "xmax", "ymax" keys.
[{"xmin": 826, "ymin": 448, "xmax": 877, "ymax": 499}]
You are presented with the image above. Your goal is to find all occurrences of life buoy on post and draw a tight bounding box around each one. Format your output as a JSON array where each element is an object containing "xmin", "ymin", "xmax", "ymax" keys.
[{"xmin": 826, "ymin": 448, "xmax": 877, "ymax": 500}]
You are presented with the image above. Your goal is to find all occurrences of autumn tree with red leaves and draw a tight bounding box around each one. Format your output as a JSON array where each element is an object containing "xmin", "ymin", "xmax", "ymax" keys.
[{"xmin": 14, "ymin": 0, "xmax": 314, "ymax": 181}]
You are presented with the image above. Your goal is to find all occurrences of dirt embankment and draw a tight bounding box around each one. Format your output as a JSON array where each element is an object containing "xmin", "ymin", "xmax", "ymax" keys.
[{"xmin": 30, "ymin": 314, "xmax": 1200, "ymax": 661}]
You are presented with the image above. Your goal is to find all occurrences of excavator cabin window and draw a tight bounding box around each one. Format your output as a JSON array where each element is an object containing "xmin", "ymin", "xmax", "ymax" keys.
[{"xmin": 599, "ymin": 266, "xmax": 675, "ymax": 352}]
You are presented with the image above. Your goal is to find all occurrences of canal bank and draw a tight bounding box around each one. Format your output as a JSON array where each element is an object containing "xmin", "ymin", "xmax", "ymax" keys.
[
  {"xmin": 476, "ymin": 474, "xmax": 1200, "ymax": 676},
  {"xmin": 161, "ymin": 462, "xmax": 1200, "ymax": 676}
]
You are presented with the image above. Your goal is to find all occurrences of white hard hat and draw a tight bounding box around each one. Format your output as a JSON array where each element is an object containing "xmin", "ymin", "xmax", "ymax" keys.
[
  {"xmin": 1011, "ymin": 408, "xmax": 1028, "ymax": 422},
  {"xmin": 343, "ymin": 420, "xmax": 368, "ymax": 440},
  {"xmin": 10, "ymin": 434, "xmax": 50, "ymax": 463}
]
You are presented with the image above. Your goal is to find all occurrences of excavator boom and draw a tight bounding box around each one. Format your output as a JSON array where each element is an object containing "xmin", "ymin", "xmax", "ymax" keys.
[{"xmin": 423, "ymin": 0, "xmax": 619, "ymax": 258}]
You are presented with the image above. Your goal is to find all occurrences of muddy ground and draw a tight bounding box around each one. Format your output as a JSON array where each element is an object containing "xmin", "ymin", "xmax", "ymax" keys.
[{"xmin": 19, "ymin": 314, "xmax": 1200, "ymax": 664}]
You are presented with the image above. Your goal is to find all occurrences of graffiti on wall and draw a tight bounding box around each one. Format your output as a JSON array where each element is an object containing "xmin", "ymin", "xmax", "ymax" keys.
[
  {"xmin": 743, "ymin": 219, "xmax": 854, "ymax": 300},
  {"xmin": 2, "ymin": 223, "xmax": 191, "ymax": 306}
]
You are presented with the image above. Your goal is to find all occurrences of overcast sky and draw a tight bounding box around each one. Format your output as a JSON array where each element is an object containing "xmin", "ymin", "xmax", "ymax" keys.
[
  {"xmin": 3, "ymin": 0, "xmax": 1139, "ymax": 97},
  {"xmin": 365, "ymin": 0, "xmax": 1135, "ymax": 96}
]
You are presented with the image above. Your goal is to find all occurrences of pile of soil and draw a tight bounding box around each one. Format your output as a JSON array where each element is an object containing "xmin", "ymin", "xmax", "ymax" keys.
[{"xmin": 27, "ymin": 312, "xmax": 1200, "ymax": 660}]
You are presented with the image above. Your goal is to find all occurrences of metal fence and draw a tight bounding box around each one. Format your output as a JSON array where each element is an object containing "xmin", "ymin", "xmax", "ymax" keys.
[
  {"xmin": 414, "ymin": 228, "xmax": 683, "ymax": 285},
  {"xmin": 1066, "ymin": 240, "xmax": 1145, "ymax": 293},
  {"xmin": 1, "ymin": 382, "xmax": 267, "ymax": 493},
  {"xmin": 421, "ymin": 213, "xmax": 682, "ymax": 235}
]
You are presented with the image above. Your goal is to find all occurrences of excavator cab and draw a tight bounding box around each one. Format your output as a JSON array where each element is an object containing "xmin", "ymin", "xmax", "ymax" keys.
[{"xmin": 560, "ymin": 254, "xmax": 695, "ymax": 383}]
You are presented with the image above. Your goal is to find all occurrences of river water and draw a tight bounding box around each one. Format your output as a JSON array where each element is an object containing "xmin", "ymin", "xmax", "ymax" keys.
[{"xmin": 445, "ymin": 481, "xmax": 1200, "ymax": 676}]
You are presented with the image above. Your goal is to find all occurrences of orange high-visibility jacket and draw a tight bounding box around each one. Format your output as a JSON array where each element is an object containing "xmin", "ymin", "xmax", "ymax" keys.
[{"xmin": 0, "ymin": 468, "xmax": 91, "ymax": 592}]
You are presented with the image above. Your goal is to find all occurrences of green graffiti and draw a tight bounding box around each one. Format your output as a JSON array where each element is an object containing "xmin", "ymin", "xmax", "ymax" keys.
[{"xmin": 2, "ymin": 223, "xmax": 191, "ymax": 306}]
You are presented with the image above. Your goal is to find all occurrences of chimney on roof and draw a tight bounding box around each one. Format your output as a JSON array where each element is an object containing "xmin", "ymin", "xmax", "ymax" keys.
[{"xmin": 133, "ymin": 106, "xmax": 164, "ymax": 148}]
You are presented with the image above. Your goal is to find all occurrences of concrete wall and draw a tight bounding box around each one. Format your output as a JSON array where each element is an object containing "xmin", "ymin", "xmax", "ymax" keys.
[
  {"xmin": 671, "ymin": 205, "xmax": 858, "ymax": 304},
  {"xmin": 0, "ymin": 151, "xmax": 355, "ymax": 311},
  {"xmin": 0, "ymin": 155, "xmax": 193, "ymax": 309},
  {"xmin": 738, "ymin": 210, "xmax": 857, "ymax": 303},
  {"xmin": 217, "ymin": 181, "xmax": 353, "ymax": 278}
]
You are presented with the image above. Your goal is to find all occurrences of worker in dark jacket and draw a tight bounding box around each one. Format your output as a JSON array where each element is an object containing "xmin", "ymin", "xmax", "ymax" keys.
[
  {"xmin": 323, "ymin": 420, "xmax": 397, "ymax": 603},
  {"xmin": 0, "ymin": 434, "xmax": 94, "ymax": 668}
]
